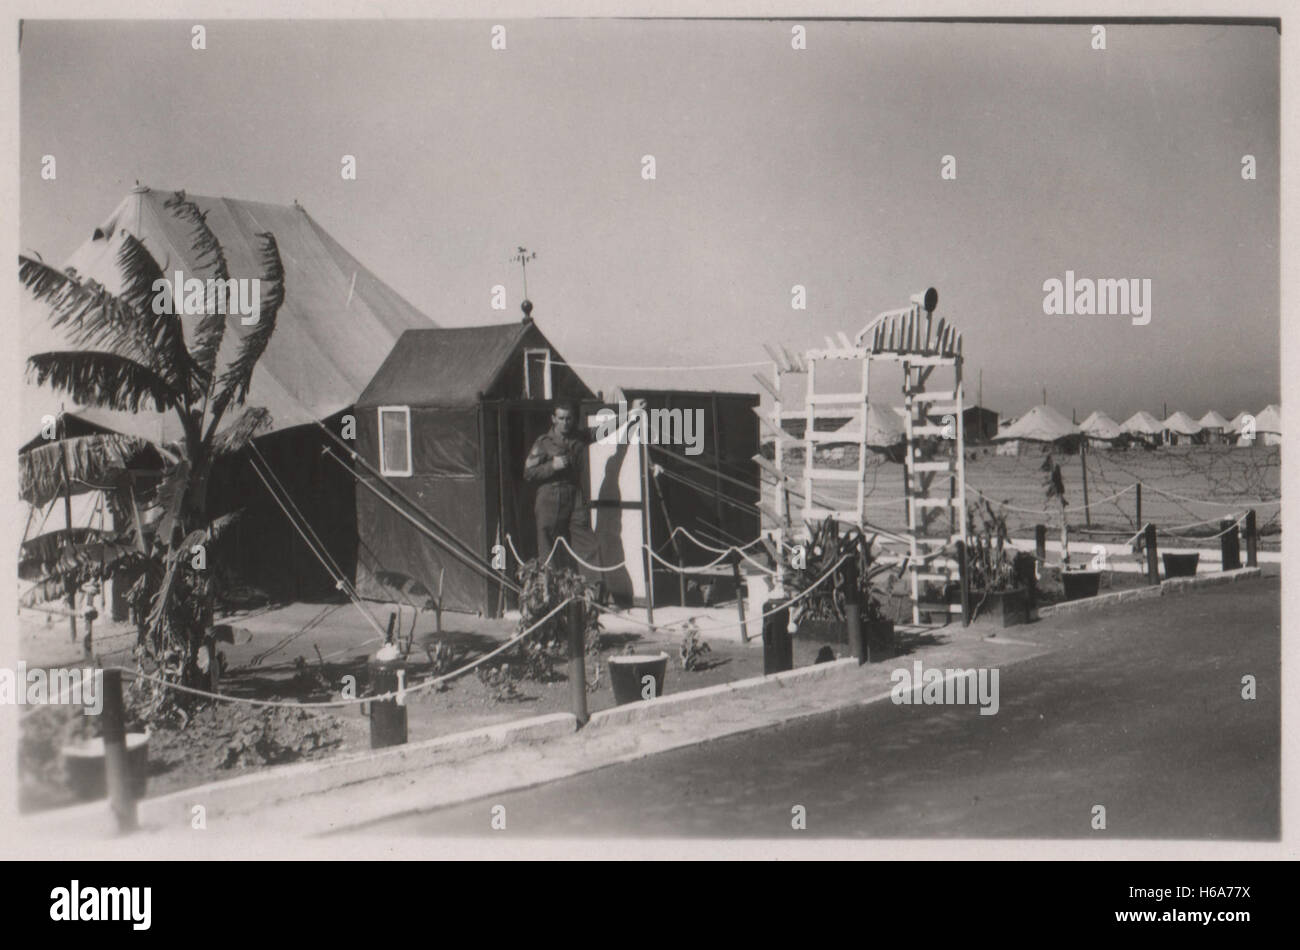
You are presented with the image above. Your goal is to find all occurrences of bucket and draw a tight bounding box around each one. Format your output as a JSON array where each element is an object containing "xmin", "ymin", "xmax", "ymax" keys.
[
  {"xmin": 62, "ymin": 732, "xmax": 149, "ymax": 801},
  {"xmin": 1062, "ymin": 570, "xmax": 1101, "ymax": 601},
  {"xmin": 1162, "ymin": 552, "xmax": 1200, "ymax": 578},
  {"xmin": 608, "ymin": 653, "xmax": 669, "ymax": 705}
]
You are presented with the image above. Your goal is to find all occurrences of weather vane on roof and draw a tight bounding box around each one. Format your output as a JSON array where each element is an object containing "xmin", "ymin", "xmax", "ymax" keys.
[{"xmin": 511, "ymin": 247, "xmax": 537, "ymax": 314}]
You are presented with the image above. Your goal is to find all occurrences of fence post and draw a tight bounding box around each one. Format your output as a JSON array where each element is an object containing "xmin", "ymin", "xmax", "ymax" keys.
[
  {"xmin": 1034, "ymin": 525, "xmax": 1047, "ymax": 578},
  {"xmin": 761, "ymin": 600, "xmax": 793, "ymax": 675},
  {"xmin": 368, "ymin": 651, "xmax": 408, "ymax": 749},
  {"xmin": 1144, "ymin": 523, "xmax": 1159, "ymax": 584},
  {"xmin": 567, "ymin": 599, "xmax": 589, "ymax": 726},
  {"xmin": 956, "ymin": 539, "xmax": 971, "ymax": 627},
  {"xmin": 1080, "ymin": 440, "xmax": 1091, "ymax": 528},
  {"xmin": 731, "ymin": 557, "xmax": 750, "ymax": 644},
  {"xmin": 100, "ymin": 668, "xmax": 138, "ymax": 833},
  {"xmin": 1244, "ymin": 510, "xmax": 1258, "ymax": 567},
  {"xmin": 842, "ymin": 554, "xmax": 864, "ymax": 663},
  {"xmin": 1220, "ymin": 517, "xmax": 1241, "ymax": 571},
  {"xmin": 1135, "ymin": 482, "xmax": 1142, "ymax": 530}
]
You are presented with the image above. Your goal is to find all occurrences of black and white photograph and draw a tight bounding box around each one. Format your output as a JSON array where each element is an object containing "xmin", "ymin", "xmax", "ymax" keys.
[{"xmin": 1, "ymin": 3, "xmax": 1292, "ymax": 892}]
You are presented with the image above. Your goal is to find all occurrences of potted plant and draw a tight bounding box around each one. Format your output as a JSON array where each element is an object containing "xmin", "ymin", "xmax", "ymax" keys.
[
  {"xmin": 948, "ymin": 500, "xmax": 1031, "ymax": 626},
  {"xmin": 786, "ymin": 518, "xmax": 897, "ymax": 658},
  {"xmin": 1043, "ymin": 453, "xmax": 1100, "ymax": 600}
]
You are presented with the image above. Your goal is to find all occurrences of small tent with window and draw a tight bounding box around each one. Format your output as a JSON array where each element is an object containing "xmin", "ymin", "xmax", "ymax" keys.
[{"xmin": 352, "ymin": 316, "xmax": 596, "ymax": 614}]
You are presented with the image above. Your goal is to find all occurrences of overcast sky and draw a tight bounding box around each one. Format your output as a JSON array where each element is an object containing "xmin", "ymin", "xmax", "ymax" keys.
[{"xmin": 19, "ymin": 19, "xmax": 1280, "ymax": 421}]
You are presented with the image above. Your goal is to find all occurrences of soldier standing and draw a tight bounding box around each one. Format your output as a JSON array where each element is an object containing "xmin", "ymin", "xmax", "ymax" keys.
[{"xmin": 525, "ymin": 401, "xmax": 589, "ymax": 564}]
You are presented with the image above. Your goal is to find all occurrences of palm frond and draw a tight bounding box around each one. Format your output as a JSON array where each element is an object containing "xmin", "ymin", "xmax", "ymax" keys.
[
  {"xmin": 112, "ymin": 233, "xmax": 202, "ymax": 396},
  {"xmin": 21, "ymin": 251, "xmax": 199, "ymax": 400},
  {"xmin": 19, "ymin": 431, "xmax": 151, "ymax": 506},
  {"xmin": 19, "ymin": 256, "xmax": 141, "ymax": 353},
  {"xmin": 206, "ymin": 511, "xmax": 241, "ymax": 544},
  {"xmin": 211, "ymin": 405, "xmax": 273, "ymax": 456},
  {"xmin": 163, "ymin": 191, "xmax": 230, "ymax": 379},
  {"xmin": 209, "ymin": 231, "xmax": 284, "ymax": 425},
  {"xmin": 27, "ymin": 350, "xmax": 184, "ymax": 414}
]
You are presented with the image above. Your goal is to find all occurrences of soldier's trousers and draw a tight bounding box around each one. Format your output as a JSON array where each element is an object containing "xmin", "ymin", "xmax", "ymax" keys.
[{"xmin": 535, "ymin": 483, "xmax": 590, "ymax": 567}]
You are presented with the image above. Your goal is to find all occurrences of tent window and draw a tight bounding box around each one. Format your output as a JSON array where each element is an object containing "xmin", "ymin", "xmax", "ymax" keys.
[
  {"xmin": 378, "ymin": 406, "xmax": 413, "ymax": 477},
  {"xmin": 524, "ymin": 349, "xmax": 552, "ymax": 399}
]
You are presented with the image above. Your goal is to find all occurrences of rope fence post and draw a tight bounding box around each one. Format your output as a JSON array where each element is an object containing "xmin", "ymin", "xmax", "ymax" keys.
[
  {"xmin": 1245, "ymin": 509, "xmax": 1258, "ymax": 567},
  {"xmin": 761, "ymin": 599, "xmax": 793, "ymax": 675},
  {"xmin": 956, "ymin": 539, "xmax": 971, "ymax": 627},
  {"xmin": 731, "ymin": 555, "xmax": 750, "ymax": 644},
  {"xmin": 1144, "ymin": 523, "xmax": 1159, "ymax": 584},
  {"xmin": 1220, "ymin": 517, "xmax": 1241, "ymax": 571},
  {"xmin": 842, "ymin": 553, "xmax": 864, "ymax": 663},
  {"xmin": 1135, "ymin": 482, "xmax": 1142, "ymax": 531},
  {"xmin": 640, "ymin": 440, "xmax": 656, "ymax": 627},
  {"xmin": 1080, "ymin": 439, "xmax": 1091, "ymax": 528},
  {"xmin": 567, "ymin": 598, "xmax": 589, "ymax": 726},
  {"xmin": 368, "ymin": 649, "xmax": 408, "ymax": 749},
  {"xmin": 101, "ymin": 668, "xmax": 138, "ymax": 833}
]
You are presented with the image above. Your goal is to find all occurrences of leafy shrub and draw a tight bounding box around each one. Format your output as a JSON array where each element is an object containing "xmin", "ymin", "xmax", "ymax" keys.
[
  {"xmin": 786, "ymin": 518, "xmax": 894, "ymax": 622},
  {"xmin": 678, "ymin": 621, "xmax": 712, "ymax": 672},
  {"xmin": 964, "ymin": 499, "xmax": 1019, "ymax": 592}
]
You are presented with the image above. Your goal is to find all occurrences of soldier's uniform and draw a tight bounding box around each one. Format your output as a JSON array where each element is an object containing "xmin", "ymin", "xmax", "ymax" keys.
[{"xmin": 524, "ymin": 428, "xmax": 590, "ymax": 562}]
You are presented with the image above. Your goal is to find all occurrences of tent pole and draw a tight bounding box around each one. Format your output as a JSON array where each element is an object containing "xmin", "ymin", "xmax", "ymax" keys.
[
  {"xmin": 650, "ymin": 467, "xmax": 688, "ymax": 607},
  {"xmin": 1080, "ymin": 437, "xmax": 1091, "ymax": 528},
  {"xmin": 495, "ymin": 404, "xmax": 508, "ymax": 617},
  {"xmin": 58, "ymin": 416, "xmax": 78, "ymax": 645},
  {"xmin": 640, "ymin": 435, "xmax": 656, "ymax": 625}
]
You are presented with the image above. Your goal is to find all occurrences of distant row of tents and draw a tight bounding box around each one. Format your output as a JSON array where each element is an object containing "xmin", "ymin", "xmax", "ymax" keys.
[
  {"xmin": 997, "ymin": 404, "xmax": 1281, "ymax": 450},
  {"xmin": 814, "ymin": 402, "xmax": 1280, "ymax": 453}
]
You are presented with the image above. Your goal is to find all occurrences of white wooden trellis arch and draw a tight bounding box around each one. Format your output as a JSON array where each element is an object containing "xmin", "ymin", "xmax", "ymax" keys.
[{"xmin": 758, "ymin": 288, "xmax": 969, "ymax": 626}]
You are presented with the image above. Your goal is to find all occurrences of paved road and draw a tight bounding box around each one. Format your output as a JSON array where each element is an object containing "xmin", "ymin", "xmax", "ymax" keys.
[{"xmin": 365, "ymin": 578, "xmax": 1280, "ymax": 838}]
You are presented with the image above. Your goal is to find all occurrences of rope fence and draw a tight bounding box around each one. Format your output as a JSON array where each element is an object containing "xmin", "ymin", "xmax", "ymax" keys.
[
  {"xmin": 110, "ymin": 596, "xmax": 577, "ymax": 713},
  {"xmin": 89, "ymin": 547, "xmax": 859, "ymax": 712}
]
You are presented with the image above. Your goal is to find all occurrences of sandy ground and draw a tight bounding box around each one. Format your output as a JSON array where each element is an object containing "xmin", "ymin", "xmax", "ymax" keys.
[
  {"xmin": 15, "ymin": 595, "xmax": 848, "ymax": 810},
  {"xmin": 13, "ymin": 543, "xmax": 1239, "ymax": 814}
]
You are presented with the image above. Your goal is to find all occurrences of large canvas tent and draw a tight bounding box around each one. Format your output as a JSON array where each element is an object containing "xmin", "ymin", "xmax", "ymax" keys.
[
  {"xmin": 993, "ymin": 404, "xmax": 1079, "ymax": 454},
  {"xmin": 1161, "ymin": 411, "xmax": 1202, "ymax": 445},
  {"xmin": 1197, "ymin": 409, "xmax": 1230, "ymax": 444},
  {"xmin": 20, "ymin": 186, "xmax": 437, "ymax": 599},
  {"xmin": 1121, "ymin": 410, "xmax": 1164, "ymax": 444},
  {"xmin": 1079, "ymin": 410, "xmax": 1122, "ymax": 444},
  {"xmin": 819, "ymin": 405, "xmax": 905, "ymax": 453},
  {"xmin": 352, "ymin": 318, "xmax": 596, "ymax": 615},
  {"xmin": 1227, "ymin": 411, "xmax": 1252, "ymax": 434},
  {"xmin": 352, "ymin": 326, "xmax": 763, "ymax": 616},
  {"xmin": 864, "ymin": 404, "xmax": 906, "ymax": 446},
  {"xmin": 1253, "ymin": 404, "xmax": 1282, "ymax": 445}
]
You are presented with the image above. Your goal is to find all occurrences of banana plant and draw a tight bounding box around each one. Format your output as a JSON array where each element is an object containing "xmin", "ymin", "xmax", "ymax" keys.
[{"xmin": 20, "ymin": 191, "xmax": 286, "ymax": 708}]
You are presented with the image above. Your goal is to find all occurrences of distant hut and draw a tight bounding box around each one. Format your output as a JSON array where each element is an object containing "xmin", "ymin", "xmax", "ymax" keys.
[{"xmin": 941, "ymin": 405, "xmax": 1000, "ymax": 444}]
